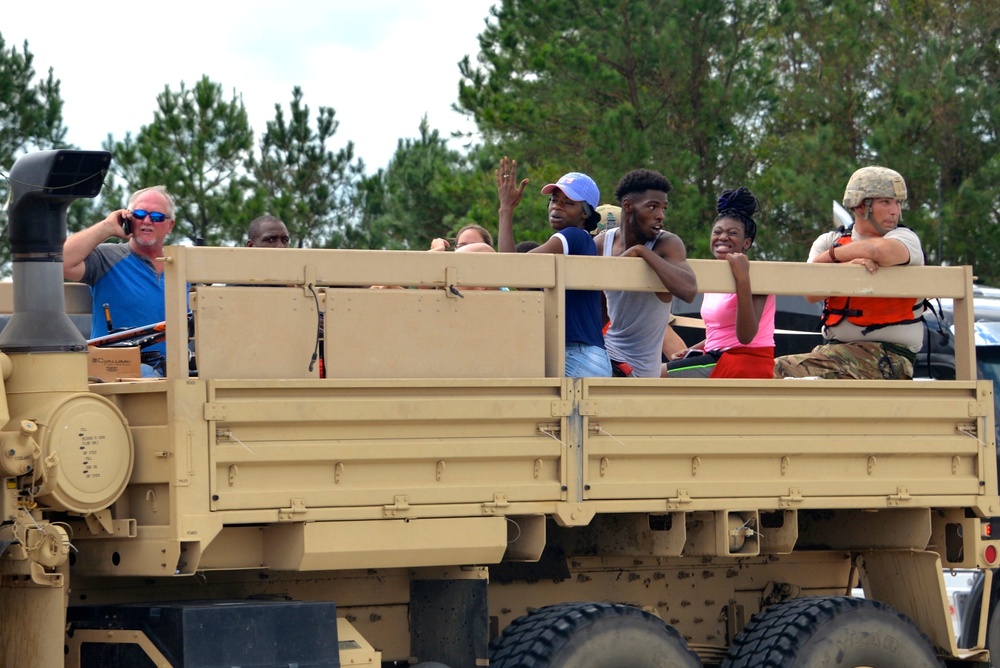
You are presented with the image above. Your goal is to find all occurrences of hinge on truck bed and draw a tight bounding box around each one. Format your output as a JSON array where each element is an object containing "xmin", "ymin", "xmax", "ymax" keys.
[
  {"xmin": 278, "ymin": 498, "xmax": 307, "ymax": 520},
  {"xmin": 779, "ymin": 488, "xmax": 804, "ymax": 507},
  {"xmin": 667, "ymin": 490, "xmax": 692, "ymax": 508},
  {"xmin": 383, "ymin": 496, "xmax": 410, "ymax": 517},
  {"xmin": 482, "ymin": 493, "xmax": 509, "ymax": 515},
  {"xmin": 887, "ymin": 487, "xmax": 912, "ymax": 505}
]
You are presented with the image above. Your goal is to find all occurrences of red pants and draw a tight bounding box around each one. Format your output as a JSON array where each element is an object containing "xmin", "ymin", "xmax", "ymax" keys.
[{"xmin": 710, "ymin": 346, "xmax": 775, "ymax": 379}]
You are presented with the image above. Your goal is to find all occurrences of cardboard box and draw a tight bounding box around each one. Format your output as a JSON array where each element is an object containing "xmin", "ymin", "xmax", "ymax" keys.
[{"xmin": 88, "ymin": 346, "xmax": 141, "ymax": 382}]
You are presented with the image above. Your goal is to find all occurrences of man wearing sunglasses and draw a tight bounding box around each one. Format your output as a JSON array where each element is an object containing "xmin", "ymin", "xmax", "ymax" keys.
[{"xmin": 63, "ymin": 185, "xmax": 177, "ymax": 377}]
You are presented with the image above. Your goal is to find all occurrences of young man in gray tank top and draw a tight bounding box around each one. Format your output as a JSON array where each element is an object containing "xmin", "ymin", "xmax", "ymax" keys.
[{"xmin": 594, "ymin": 170, "xmax": 698, "ymax": 377}]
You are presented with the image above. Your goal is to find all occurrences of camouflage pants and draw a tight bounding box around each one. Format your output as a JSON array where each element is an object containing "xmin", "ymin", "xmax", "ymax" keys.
[{"xmin": 773, "ymin": 341, "xmax": 914, "ymax": 380}]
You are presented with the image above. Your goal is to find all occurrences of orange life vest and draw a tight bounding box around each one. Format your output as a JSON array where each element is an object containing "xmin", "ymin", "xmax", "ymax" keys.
[{"xmin": 821, "ymin": 228, "xmax": 923, "ymax": 334}]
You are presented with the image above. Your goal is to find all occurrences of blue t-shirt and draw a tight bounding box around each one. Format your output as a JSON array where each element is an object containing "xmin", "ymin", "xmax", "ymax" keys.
[
  {"xmin": 553, "ymin": 227, "xmax": 605, "ymax": 349},
  {"xmin": 82, "ymin": 244, "xmax": 167, "ymax": 356}
]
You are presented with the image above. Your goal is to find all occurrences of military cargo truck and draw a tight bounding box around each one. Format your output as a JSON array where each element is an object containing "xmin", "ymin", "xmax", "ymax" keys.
[{"xmin": 1, "ymin": 150, "xmax": 998, "ymax": 667}]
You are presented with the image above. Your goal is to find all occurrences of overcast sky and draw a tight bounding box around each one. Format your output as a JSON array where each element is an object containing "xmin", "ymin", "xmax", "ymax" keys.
[{"xmin": 4, "ymin": 0, "xmax": 497, "ymax": 172}]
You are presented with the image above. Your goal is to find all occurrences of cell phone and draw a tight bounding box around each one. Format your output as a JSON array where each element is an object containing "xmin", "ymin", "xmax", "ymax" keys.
[{"xmin": 119, "ymin": 212, "xmax": 131, "ymax": 235}]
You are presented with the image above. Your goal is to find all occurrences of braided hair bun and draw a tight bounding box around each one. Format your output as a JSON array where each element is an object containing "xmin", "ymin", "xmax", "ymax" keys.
[{"xmin": 716, "ymin": 187, "xmax": 759, "ymax": 243}]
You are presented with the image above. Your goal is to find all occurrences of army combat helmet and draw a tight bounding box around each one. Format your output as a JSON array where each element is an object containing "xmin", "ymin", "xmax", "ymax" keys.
[{"xmin": 843, "ymin": 167, "xmax": 907, "ymax": 209}]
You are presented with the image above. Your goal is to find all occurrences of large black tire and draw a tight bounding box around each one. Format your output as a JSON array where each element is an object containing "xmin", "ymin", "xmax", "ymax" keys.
[
  {"xmin": 489, "ymin": 601, "xmax": 702, "ymax": 668},
  {"xmin": 721, "ymin": 596, "xmax": 942, "ymax": 668}
]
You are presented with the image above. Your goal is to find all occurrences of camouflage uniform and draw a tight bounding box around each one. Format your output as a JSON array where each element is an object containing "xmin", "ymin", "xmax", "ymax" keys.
[{"xmin": 773, "ymin": 341, "xmax": 914, "ymax": 380}]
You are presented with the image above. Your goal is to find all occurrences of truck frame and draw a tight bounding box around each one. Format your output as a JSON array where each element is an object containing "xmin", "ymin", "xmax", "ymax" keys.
[{"xmin": 1, "ymin": 150, "xmax": 997, "ymax": 667}]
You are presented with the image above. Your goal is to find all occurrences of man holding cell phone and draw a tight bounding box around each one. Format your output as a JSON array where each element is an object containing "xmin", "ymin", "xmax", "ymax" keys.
[{"xmin": 63, "ymin": 185, "xmax": 177, "ymax": 377}]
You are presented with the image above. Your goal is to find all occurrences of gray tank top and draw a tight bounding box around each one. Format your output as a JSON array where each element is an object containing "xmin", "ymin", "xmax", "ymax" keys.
[{"xmin": 602, "ymin": 228, "xmax": 673, "ymax": 377}]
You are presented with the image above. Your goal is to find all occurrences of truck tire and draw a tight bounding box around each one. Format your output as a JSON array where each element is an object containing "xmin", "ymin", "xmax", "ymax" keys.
[
  {"xmin": 489, "ymin": 601, "xmax": 702, "ymax": 668},
  {"xmin": 721, "ymin": 596, "xmax": 942, "ymax": 668}
]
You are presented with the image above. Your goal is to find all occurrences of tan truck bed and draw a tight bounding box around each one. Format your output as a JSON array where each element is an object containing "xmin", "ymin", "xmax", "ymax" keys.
[{"xmin": 51, "ymin": 247, "xmax": 1000, "ymax": 663}]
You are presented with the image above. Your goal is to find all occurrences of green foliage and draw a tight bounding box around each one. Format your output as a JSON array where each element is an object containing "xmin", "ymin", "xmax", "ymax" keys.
[
  {"xmin": 459, "ymin": 0, "xmax": 1000, "ymax": 282},
  {"xmin": 355, "ymin": 117, "xmax": 487, "ymax": 250},
  {"xmin": 458, "ymin": 0, "xmax": 777, "ymax": 251},
  {"xmin": 104, "ymin": 76, "xmax": 255, "ymax": 246},
  {"xmin": 751, "ymin": 0, "xmax": 881, "ymax": 260},
  {"xmin": 6, "ymin": 3, "xmax": 999, "ymax": 283},
  {"xmin": 251, "ymin": 87, "xmax": 365, "ymax": 248},
  {"xmin": 880, "ymin": 0, "xmax": 1000, "ymax": 276},
  {"xmin": 753, "ymin": 0, "xmax": 1000, "ymax": 278},
  {"xmin": 0, "ymin": 35, "xmax": 66, "ymax": 165}
]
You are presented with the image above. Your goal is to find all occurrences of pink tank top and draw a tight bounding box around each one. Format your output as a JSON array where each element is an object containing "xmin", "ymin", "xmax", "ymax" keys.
[{"xmin": 702, "ymin": 292, "xmax": 776, "ymax": 350}]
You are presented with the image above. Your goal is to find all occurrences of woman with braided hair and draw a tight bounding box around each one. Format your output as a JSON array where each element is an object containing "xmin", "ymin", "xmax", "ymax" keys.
[{"xmin": 664, "ymin": 187, "xmax": 776, "ymax": 378}]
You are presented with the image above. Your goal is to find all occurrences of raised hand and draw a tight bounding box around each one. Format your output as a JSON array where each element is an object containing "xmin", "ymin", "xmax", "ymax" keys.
[{"xmin": 496, "ymin": 156, "xmax": 528, "ymax": 212}]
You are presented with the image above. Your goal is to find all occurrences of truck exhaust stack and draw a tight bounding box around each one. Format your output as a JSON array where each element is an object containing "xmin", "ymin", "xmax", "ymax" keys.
[{"xmin": 0, "ymin": 150, "xmax": 110, "ymax": 353}]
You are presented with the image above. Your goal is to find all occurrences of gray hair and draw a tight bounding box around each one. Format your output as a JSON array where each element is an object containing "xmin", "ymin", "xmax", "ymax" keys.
[{"xmin": 129, "ymin": 185, "xmax": 176, "ymax": 219}]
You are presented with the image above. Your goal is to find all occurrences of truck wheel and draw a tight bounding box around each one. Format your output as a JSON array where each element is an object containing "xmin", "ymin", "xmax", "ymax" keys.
[
  {"xmin": 489, "ymin": 601, "xmax": 702, "ymax": 668},
  {"xmin": 721, "ymin": 596, "xmax": 941, "ymax": 668}
]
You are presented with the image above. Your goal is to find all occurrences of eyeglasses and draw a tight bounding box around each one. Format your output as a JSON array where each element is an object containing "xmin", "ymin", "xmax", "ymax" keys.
[{"xmin": 130, "ymin": 209, "xmax": 169, "ymax": 223}]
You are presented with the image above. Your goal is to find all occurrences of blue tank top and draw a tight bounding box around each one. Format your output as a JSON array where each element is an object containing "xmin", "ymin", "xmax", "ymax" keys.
[{"xmin": 555, "ymin": 227, "xmax": 605, "ymax": 349}]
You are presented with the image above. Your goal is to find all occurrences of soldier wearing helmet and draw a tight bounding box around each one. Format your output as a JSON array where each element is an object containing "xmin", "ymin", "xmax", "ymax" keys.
[
  {"xmin": 842, "ymin": 167, "xmax": 908, "ymax": 233},
  {"xmin": 774, "ymin": 166, "xmax": 925, "ymax": 380}
]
